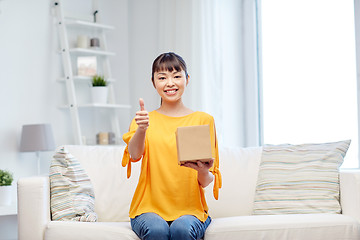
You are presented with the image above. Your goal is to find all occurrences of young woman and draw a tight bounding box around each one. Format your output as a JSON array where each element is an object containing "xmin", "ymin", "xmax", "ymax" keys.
[{"xmin": 122, "ymin": 52, "xmax": 221, "ymax": 240}]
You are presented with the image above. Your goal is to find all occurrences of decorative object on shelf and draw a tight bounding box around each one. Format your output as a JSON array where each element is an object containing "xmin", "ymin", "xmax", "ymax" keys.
[
  {"xmin": 96, "ymin": 132, "xmax": 116, "ymax": 145},
  {"xmin": 0, "ymin": 169, "xmax": 13, "ymax": 206},
  {"xmin": 77, "ymin": 35, "xmax": 89, "ymax": 48},
  {"xmin": 77, "ymin": 56, "xmax": 97, "ymax": 76},
  {"xmin": 97, "ymin": 132, "xmax": 108, "ymax": 145},
  {"xmin": 91, "ymin": 75, "xmax": 108, "ymax": 104},
  {"xmin": 20, "ymin": 124, "xmax": 56, "ymax": 175},
  {"xmin": 90, "ymin": 37, "xmax": 100, "ymax": 49},
  {"xmin": 108, "ymin": 132, "xmax": 115, "ymax": 144},
  {"xmin": 93, "ymin": 10, "xmax": 98, "ymax": 23}
]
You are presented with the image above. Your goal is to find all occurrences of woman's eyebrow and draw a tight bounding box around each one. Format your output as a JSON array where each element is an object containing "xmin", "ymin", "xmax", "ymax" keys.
[{"xmin": 156, "ymin": 70, "xmax": 181, "ymax": 76}]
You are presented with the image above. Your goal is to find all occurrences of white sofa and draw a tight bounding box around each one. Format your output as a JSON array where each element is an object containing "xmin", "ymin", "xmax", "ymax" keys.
[{"xmin": 18, "ymin": 145, "xmax": 360, "ymax": 240}]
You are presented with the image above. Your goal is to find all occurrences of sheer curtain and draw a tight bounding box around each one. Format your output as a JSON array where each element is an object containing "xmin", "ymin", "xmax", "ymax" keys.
[{"xmin": 157, "ymin": 0, "xmax": 261, "ymax": 147}]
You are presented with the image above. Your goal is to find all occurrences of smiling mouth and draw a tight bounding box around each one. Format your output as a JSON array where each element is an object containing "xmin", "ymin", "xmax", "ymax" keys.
[{"xmin": 164, "ymin": 89, "xmax": 178, "ymax": 94}]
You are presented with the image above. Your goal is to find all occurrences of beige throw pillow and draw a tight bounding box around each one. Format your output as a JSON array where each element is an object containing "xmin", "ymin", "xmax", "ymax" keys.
[
  {"xmin": 49, "ymin": 146, "xmax": 97, "ymax": 221},
  {"xmin": 253, "ymin": 140, "xmax": 351, "ymax": 215}
]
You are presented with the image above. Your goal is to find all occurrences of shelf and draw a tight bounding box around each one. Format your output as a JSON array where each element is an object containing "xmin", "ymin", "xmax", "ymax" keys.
[
  {"xmin": 79, "ymin": 104, "xmax": 131, "ymax": 108},
  {"xmin": 83, "ymin": 139, "xmax": 126, "ymax": 147},
  {"xmin": 64, "ymin": 19, "xmax": 115, "ymax": 30},
  {"xmin": 57, "ymin": 76, "xmax": 116, "ymax": 83},
  {"xmin": 69, "ymin": 48, "xmax": 116, "ymax": 56},
  {"xmin": 0, "ymin": 203, "xmax": 17, "ymax": 216},
  {"xmin": 59, "ymin": 104, "xmax": 131, "ymax": 109}
]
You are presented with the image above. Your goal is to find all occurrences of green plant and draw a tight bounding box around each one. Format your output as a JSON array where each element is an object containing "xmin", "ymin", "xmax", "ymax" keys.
[
  {"xmin": 92, "ymin": 75, "xmax": 107, "ymax": 87},
  {"xmin": 0, "ymin": 170, "xmax": 13, "ymax": 186}
]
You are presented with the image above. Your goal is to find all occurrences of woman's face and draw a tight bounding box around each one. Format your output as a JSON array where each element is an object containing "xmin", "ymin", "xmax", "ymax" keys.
[{"xmin": 153, "ymin": 69, "xmax": 188, "ymax": 104}]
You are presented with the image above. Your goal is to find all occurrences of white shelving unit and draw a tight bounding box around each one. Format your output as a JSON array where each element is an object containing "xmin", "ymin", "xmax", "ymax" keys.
[
  {"xmin": 57, "ymin": 76, "xmax": 116, "ymax": 83},
  {"xmin": 63, "ymin": 19, "xmax": 115, "ymax": 30},
  {"xmin": 59, "ymin": 103, "xmax": 131, "ymax": 109},
  {"xmin": 68, "ymin": 48, "xmax": 116, "ymax": 56},
  {"xmin": 53, "ymin": 0, "xmax": 130, "ymax": 145}
]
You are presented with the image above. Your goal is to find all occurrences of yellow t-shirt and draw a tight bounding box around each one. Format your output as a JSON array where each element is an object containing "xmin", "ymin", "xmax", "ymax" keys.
[{"xmin": 122, "ymin": 110, "xmax": 222, "ymax": 222}]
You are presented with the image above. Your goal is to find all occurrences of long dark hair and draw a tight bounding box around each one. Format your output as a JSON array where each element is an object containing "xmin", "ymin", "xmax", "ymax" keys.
[{"xmin": 151, "ymin": 52, "xmax": 189, "ymax": 87}]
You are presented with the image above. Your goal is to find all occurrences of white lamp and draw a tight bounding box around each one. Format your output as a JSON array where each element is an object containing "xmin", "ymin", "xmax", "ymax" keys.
[{"xmin": 20, "ymin": 124, "xmax": 56, "ymax": 175}]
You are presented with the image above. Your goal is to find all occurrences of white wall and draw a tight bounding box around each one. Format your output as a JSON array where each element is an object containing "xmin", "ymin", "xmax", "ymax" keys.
[
  {"xmin": 128, "ymin": 0, "xmax": 161, "ymax": 113},
  {"xmin": 0, "ymin": 0, "xmax": 61, "ymax": 180},
  {"xmin": 127, "ymin": 0, "xmax": 196, "ymax": 114},
  {"xmin": 0, "ymin": 0, "xmax": 130, "ymax": 239}
]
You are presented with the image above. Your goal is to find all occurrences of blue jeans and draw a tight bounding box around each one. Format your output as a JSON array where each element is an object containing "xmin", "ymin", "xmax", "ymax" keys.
[{"xmin": 130, "ymin": 212, "xmax": 212, "ymax": 240}]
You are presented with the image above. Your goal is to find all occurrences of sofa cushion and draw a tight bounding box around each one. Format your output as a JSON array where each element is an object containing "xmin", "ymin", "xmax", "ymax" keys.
[
  {"xmin": 205, "ymin": 146, "xmax": 262, "ymax": 218},
  {"xmin": 253, "ymin": 140, "xmax": 351, "ymax": 215},
  {"xmin": 64, "ymin": 145, "xmax": 141, "ymax": 222},
  {"xmin": 205, "ymin": 214, "xmax": 360, "ymax": 240},
  {"xmin": 45, "ymin": 221, "xmax": 139, "ymax": 240},
  {"xmin": 49, "ymin": 146, "xmax": 97, "ymax": 221}
]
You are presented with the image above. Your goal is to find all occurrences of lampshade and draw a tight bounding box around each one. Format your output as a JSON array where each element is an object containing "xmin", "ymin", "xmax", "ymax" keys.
[{"xmin": 20, "ymin": 124, "xmax": 56, "ymax": 152}]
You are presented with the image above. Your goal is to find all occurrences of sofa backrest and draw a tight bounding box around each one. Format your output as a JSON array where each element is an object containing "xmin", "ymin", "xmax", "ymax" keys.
[{"xmin": 64, "ymin": 145, "xmax": 263, "ymax": 221}]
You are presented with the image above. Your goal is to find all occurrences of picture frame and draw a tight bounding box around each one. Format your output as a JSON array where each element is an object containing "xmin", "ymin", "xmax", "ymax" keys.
[{"xmin": 77, "ymin": 56, "xmax": 97, "ymax": 76}]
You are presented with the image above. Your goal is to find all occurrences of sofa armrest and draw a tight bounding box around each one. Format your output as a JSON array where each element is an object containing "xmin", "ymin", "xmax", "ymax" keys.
[
  {"xmin": 17, "ymin": 176, "xmax": 51, "ymax": 240},
  {"xmin": 340, "ymin": 169, "xmax": 360, "ymax": 222}
]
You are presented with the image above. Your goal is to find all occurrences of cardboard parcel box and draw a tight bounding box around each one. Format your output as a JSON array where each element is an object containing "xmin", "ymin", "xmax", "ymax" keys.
[{"xmin": 176, "ymin": 125, "xmax": 214, "ymax": 165}]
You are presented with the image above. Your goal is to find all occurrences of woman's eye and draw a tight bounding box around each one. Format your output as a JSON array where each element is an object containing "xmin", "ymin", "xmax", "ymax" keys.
[
  {"xmin": 159, "ymin": 77, "xmax": 166, "ymax": 80},
  {"xmin": 175, "ymin": 75, "xmax": 181, "ymax": 78}
]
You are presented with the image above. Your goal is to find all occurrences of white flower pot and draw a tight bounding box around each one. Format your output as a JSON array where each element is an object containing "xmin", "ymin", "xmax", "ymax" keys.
[
  {"xmin": 0, "ymin": 186, "xmax": 12, "ymax": 206},
  {"xmin": 91, "ymin": 86, "xmax": 108, "ymax": 104}
]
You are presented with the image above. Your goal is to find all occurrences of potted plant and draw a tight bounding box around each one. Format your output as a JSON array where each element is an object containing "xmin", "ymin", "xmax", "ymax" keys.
[
  {"xmin": 91, "ymin": 75, "xmax": 108, "ymax": 104},
  {"xmin": 0, "ymin": 169, "xmax": 13, "ymax": 206}
]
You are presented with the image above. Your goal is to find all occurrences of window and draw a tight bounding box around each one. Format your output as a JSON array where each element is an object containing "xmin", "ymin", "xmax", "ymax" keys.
[{"xmin": 261, "ymin": 0, "xmax": 359, "ymax": 168}]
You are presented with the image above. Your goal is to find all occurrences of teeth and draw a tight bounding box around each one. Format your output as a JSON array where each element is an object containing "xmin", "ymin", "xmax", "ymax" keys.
[{"xmin": 166, "ymin": 90, "xmax": 176, "ymax": 93}]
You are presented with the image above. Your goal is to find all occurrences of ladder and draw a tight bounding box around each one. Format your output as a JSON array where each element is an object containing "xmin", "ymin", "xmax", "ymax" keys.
[{"xmin": 52, "ymin": 0, "xmax": 130, "ymax": 145}]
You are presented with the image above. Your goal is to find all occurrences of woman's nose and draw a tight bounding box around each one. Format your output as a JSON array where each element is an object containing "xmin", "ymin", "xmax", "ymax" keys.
[{"xmin": 166, "ymin": 78, "xmax": 175, "ymax": 86}]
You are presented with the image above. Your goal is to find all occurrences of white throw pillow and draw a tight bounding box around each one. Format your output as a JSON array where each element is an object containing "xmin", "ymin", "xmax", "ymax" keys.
[
  {"xmin": 253, "ymin": 140, "xmax": 351, "ymax": 215},
  {"xmin": 206, "ymin": 146, "xmax": 263, "ymax": 218},
  {"xmin": 49, "ymin": 146, "xmax": 97, "ymax": 221}
]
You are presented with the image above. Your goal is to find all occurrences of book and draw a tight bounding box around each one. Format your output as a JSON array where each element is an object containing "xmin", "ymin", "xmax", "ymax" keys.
[{"xmin": 175, "ymin": 125, "xmax": 214, "ymax": 165}]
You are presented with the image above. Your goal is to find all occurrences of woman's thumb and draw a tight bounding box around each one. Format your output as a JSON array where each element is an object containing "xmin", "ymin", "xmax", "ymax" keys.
[{"xmin": 139, "ymin": 98, "xmax": 145, "ymax": 111}]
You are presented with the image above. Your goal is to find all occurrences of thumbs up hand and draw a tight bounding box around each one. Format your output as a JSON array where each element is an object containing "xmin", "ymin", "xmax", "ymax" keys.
[{"xmin": 135, "ymin": 98, "xmax": 149, "ymax": 131}]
